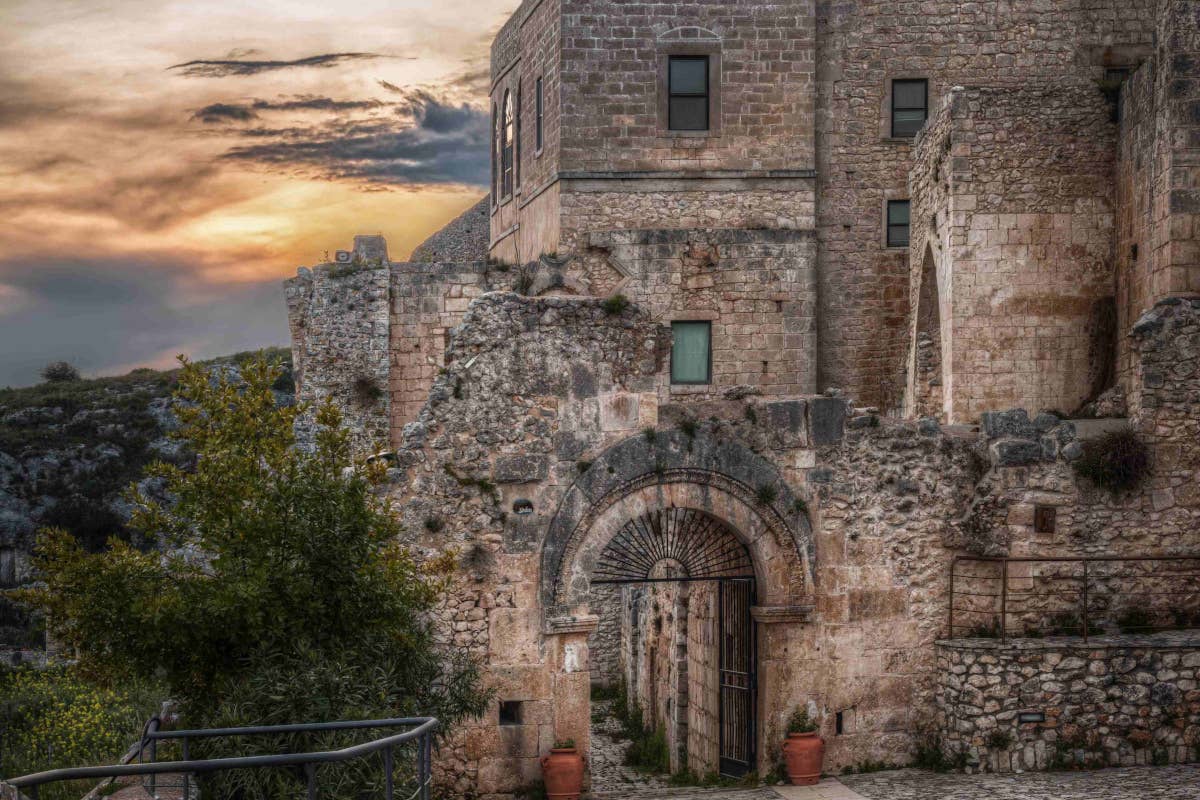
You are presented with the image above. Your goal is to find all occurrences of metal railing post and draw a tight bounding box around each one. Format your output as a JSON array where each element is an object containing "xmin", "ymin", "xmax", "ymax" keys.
[
  {"xmin": 421, "ymin": 733, "xmax": 432, "ymax": 800},
  {"xmin": 149, "ymin": 728, "xmax": 157, "ymax": 798},
  {"xmin": 306, "ymin": 762, "xmax": 317, "ymax": 800},
  {"xmin": 182, "ymin": 737, "xmax": 190, "ymax": 799},
  {"xmin": 1000, "ymin": 559, "xmax": 1008, "ymax": 643},
  {"xmin": 1082, "ymin": 560, "xmax": 1090, "ymax": 642},
  {"xmin": 383, "ymin": 745, "xmax": 394, "ymax": 800}
]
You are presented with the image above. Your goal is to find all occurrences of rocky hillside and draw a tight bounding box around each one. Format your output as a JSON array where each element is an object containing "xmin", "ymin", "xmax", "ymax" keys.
[{"xmin": 0, "ymin": 350, "xmax": 294, "ymax": 650}]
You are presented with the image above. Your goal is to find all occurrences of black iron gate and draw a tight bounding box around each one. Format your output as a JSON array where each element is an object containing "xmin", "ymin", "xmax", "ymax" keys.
[{"xmin": 718, "ymin": 577, "xmax": 755, "ymax": 777}]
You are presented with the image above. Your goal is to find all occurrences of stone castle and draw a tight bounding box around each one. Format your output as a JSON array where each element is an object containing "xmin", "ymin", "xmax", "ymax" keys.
[{"xmin": 287, "ymin": 0, "xmax": 1200, "ymax": 795}]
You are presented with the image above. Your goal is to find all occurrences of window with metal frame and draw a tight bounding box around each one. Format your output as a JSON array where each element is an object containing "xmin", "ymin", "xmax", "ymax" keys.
[
  {"xmin": 535, "ymin": 77, "xmax": 544, "ymax": 151},
  {"xmin": 671, "ymin": 321, "xmax": 712, "ymax": 384},
  {"xmin": 891, "ymin": 78, "xmax": 927, "ymax": 138},
  {"xmin": 887, "ymin": 200, "xmax": 910, "ymax": 248},
  {"xmin": 491, "ymin": 103, "xmax": 498, "ymax": 205},
  {"xmin": 668, "ymin": 56, "xmax": 709, "ymax": 131},
  {"xmin": 501, "ymin": 90, "xmax": 514, "ymax": 197}
]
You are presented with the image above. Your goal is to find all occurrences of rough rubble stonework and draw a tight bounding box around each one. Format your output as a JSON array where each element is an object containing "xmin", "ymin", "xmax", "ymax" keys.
[{"xmin": 285, "ymin": 1, "xmax": 1200, "ymax": 795}]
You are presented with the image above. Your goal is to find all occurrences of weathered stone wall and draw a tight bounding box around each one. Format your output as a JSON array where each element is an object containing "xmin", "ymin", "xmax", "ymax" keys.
[
  {"xmin": 907, "ymin": 85, "xmax": 1119, "ymax": 423},
  {"xmin": 1116, "ymin": 1, "xmax": 1200, "ymax": 384},
  {"xmin": 557, "ymin": 0, "xmax": 816, "ymax": 174},
  {"xmin": 588, "ymin": 582, "xmax": 621, "ymax": 687},
  {"xmin": 387, "ymin": 262, "xmax": 490, "ymax": 434},
  {"xmin": 410, "ymin": 197, "xmax": 489, "ymax": 263},
  {"xmin": 815, "ymin": 0, "xmax": 1155, "ymax": 411},
  {"xmin": 285, "ymin": 263, "xmax": 391, "ymax": 453},
  {"xmin": 585, "ymin": 228, "xmax": 818, "ymax": 400},
  {"xmin": 936, "ymin": 633, "xmax": 1200, "ymax": 772},
  {"xmin": 686, "ymin": 579, "xmax": 720, "ymax": 775}
]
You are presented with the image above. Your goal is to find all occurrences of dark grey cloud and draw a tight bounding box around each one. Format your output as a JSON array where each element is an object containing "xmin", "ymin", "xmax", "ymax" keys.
[
  {"xmin": 192, "ymin": 96, "xmax": 384, "ymax": 125},
  {"xmin": 169, "ymin": 52, "xmax": 385, "ymax": 78},
  {"xmin": 0, "ymin": 256, "xmax": 287, "ymax": 387},
  {"xmin": 193, "ymin": 102, "xmax": 258, "ymax": 123},
  {"xmin": 219, "ymin": 90, "xmax": 489, "ymax": 187}
]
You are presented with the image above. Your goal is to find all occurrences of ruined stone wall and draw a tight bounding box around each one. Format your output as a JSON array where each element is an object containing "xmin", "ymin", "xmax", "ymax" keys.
[
  {"xmin": 906, "ymin": 86, "xmax": 1119, "ymax": 423},
  {"xmin": 284, "ymin": 264, "xmax": 391, "ymax": 453},
  {"xmin": 585, "ymin": 228, "xmax": 818, "ymax": 400},
  {"xmin": 387, "ymin": 262, "xmax": 489, "ymax": 436},
  {"xmin": 936, "ymin": 633, "xmax": 1200, "ymax": 772},
  {"xmin": 410, "ymin": 197, "xmax": 489, "ymax": 263},
  {"xmin": 815, "ymin": 0, "xmax": 1155, "ymax": 411}
]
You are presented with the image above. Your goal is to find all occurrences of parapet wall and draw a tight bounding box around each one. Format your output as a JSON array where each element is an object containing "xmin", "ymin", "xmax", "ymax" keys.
[{"xmin": 936, "ymin": 633, "xmax": 1200, "ymax": 772}]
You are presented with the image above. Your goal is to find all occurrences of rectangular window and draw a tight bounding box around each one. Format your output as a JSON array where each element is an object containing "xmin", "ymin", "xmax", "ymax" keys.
[
  {"xmin": 887, "ymin": 200, "xmax": 910, "ymax": 248},
  {"xmin": 535, "ymin": 77, "xmax": 544, "ymax": 151},
  {"xmin": 671, "ymin": 321, "xmax": 712, "ymax": 384},
  {"xmin": 668, "ymin": 56, "xmax": 709, "ymax": 131},
  {"xmin": 891, "ymin": 79, "xmax": 927, "ymax": 138}
]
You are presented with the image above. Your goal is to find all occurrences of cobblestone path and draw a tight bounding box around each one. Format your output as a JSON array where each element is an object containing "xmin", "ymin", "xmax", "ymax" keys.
[
  {"xmin": 839, "ymin": 765, "xmax": 1200, "ymax": 799},
  {"xmin": 589, "ymin": 698, "xmax": 673, "ymax": 794}
]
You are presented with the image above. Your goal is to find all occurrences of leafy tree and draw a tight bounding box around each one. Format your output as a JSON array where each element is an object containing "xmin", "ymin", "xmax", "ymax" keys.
[
  {"xmin": 17, "ymin": 356, "xmax": 489, "ymax": 797},
  {"xmin": 40, "ymin": 361, "xmax": 80, "ymax": 383}
]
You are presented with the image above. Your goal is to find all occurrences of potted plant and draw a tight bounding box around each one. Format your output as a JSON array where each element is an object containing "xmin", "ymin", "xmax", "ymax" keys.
[
  {"xmin": 782, "ymin": 707, "xmax": 824, "ymax": 785},
  {"xmin": 541, "ymin": 738, "xmax": 585, "ymax": 800}
]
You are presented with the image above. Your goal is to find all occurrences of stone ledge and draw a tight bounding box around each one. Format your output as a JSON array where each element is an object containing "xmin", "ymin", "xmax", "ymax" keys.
[
  {"xmin": 938, "ymin": 629, "xmax": 1200, "ymax": 651},
  {"xmin": 544, "ymin": 615, "xmax": 600, "ymax": 635},
  {"xmin": 751, "ymin": 604, "xmax": 815, "ymax": 624}
]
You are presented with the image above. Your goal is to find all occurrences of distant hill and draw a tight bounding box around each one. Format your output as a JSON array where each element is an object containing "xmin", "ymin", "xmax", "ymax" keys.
[{"xmin": 0, "ymin": 348, "xmax": 293, "ymax": 652}]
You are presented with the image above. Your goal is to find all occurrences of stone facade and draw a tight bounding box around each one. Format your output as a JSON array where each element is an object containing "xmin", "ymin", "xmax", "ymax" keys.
[
  {"xmin": 936, "ymin": 633, "xmax": 1200, "ymax": 772},
  {"xmin": 284, "ymin": 1, "xmax": 1200, "ymax": 796}
]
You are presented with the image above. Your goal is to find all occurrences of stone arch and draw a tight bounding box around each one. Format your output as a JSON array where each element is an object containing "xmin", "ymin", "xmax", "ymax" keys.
[
  {"xmin": 540, "ymin": 428, "xmax": 813, "ymax": 617},
  {"xmin": 913, "ymin": 244, "xmax": 946, "ymax": 419}
]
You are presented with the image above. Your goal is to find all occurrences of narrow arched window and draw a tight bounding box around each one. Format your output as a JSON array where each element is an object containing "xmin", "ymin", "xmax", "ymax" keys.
[
  {"xmin": 515, "ymin": 82, "xmax": 523, "ymax": 191},
  {"xmin": 491, "ymin": 102, "xmax": 498, "ymax": 205},
  {"xmin": 501, "ymin": 90, "xmax": 514, "ymax": 198}
]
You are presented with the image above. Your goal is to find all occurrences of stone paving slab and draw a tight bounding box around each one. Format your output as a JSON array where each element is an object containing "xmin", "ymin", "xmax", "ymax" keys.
[
  {"xmin": 773, "ymin": 780, "xmax": 867, "ymax": 800},
  {"xmin": 839, "ymin": 766, "xmax": 1200, "ymax": 799}
]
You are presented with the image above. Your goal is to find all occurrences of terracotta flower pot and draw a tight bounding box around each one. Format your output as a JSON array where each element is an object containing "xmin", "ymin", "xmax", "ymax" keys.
[
  {"xmin": 541, "ymin": 747, "xmax": 584, "ymax": 800},
  {"xmin": 783, "ymin": 731, "xmax": 825, "ymax": 786}
]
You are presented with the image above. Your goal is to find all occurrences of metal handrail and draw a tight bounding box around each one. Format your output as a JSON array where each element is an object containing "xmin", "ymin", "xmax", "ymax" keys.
[
  {"xmin": 9, "ymin": 716, "xmax": 438, "ymax": 800},
  {"xmin": 948, "ymin": 554, "xmax": 1200, "ymax": 643}
]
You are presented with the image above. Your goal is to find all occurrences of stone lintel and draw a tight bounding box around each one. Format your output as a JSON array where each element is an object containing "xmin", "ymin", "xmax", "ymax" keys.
[
  {"xmin": 544, "ymin": 615, "xmax": 600, "ymax": 635},
  {"xmin": 751, "ymin": 604, "xmax": 814, "ymax": 624}
]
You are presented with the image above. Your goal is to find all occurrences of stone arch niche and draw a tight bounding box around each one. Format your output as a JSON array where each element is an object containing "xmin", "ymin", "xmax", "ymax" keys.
[
  {"xmin": 912, "ymin": 244, "xmax": 946, "ymax": 420},
  {"xmin": 537, "ymin": 428, "xmax": 814, "ymax": 777}
]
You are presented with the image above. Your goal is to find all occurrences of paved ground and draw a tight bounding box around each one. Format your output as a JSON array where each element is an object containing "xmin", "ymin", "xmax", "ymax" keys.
[
  {"xmin": 838, "ymin": 766, "xmax": 1200, "ymax": 800},
  {"xmin": 590, "ymin": 698, "xmax": 673, "ymax": 793}
]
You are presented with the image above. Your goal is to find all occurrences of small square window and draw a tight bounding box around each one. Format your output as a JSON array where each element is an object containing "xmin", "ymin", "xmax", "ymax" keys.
[
  {"xmin": 499, "ymin": 700, "xmax": 523, "ymax": 726},
  {"xmin": 671, "ymin": 321, "xmax": 712, "ymax": 384},
  {"xmin": 669, "ymin": 56, "xmax": 709, "ymax": 131},
  {"xmin": 887, "ymin": 200, "xmax": 910, "ymax": 248},
  {"xmin": 891, "ymin": 79, "xmax": 927, "ymax": 138},
  {"xmin": 1034, "ymin": 506, "xmax": 1057, "ymax": 534}
]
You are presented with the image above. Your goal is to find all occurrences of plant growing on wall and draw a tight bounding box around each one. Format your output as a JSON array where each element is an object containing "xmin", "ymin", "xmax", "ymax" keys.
[
  {"xmin": 786, "ymin": 707, "xmax": 817, "ymax": 734},
  {"xmin": 1071, "ymin": 427, "xmax": 1151, "ymax": 495},
  {"xmin": 16, "ymin": 355, "xmax": 490, "ymax": 799}
]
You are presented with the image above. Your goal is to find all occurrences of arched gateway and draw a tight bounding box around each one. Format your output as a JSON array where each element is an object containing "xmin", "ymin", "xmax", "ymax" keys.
[{"xmin": 539, "ymin": 429, "xmax": 814, "ymax": 779}]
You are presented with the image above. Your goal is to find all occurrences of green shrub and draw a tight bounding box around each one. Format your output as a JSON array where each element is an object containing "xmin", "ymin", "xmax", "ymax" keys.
[
  {"xmin": 1072, "ymin": 427, "xmax": 1150, "ymax": 495},
  {"xmin": 40, "ymin": 361, "xmax": 81, "ymax": 383},
  {"xmin": 0, "ymin": 665, "xmax": 162, "ymax": 800},
  {"xmin": 601, "ymin": 294, "xmax": 630, "ymax": 316},
  {"xmin": 755, "ymin": 484, "xmax": 778, "ymax": 507},
  {"xmin": 16, "ymin": 356, "xmax": 491, "ymax": 800},
  {"xmin": 786, "ymin": 707, "xmax": 817, "ymax": 734},
  {"xmin": 624, "ymin": 725, "xmax": 670, "ymax": 773},
  {"xmin": 986, "ymin": 729, "xmax": 1013, "ymax": 750}
]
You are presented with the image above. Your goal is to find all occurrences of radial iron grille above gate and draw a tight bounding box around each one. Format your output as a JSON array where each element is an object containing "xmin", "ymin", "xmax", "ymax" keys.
[{"xmin": 592, "ymin": 507, "xmax": 754, "ymax": 584}]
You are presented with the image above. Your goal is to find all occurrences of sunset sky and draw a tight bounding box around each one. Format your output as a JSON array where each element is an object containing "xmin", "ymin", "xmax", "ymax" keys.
[{"xmin": 0, "ymin": 0, "xmax": 510, "ymax": 386}]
